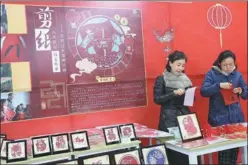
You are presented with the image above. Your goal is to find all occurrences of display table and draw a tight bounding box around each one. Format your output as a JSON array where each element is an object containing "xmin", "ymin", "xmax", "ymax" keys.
[
  {"xmin": 1, "ymin": 152, "xmax": 72, "ymax": 165},
  {"xmin": 136, "ymin": 128, "xmax": 173, "ymax": 145},
  {"xmin": 1, "ymin": 140, "xmax": 141, "ymax": 164},
  {"xmin": 158, "ymin": 137, "xmax": 247, "ymax": 164},
  {"xmin": 73, "ymin": 140, "xmax": 140, "ymax": 159}
]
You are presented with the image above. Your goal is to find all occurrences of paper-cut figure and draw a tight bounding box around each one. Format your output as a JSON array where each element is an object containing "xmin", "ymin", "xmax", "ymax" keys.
[
  {"xmin": 123, "ymin": 127, "xmax": 132, "ymax": 137},
  {"xmin": 36, "ymin": 139, "xmax": 46, "ymax": 152},
  {"xmin": 183, "ymin": 116, "xmax": 197, "ymax": 136},
  {"xmin": 107, "ymin": 129, "xmax": 116, "ymax": 141},
  {"xmin": 11, "ymin": 143, "xmax": 22, "ymax": 158},
  {"xmin": 55, "ymin": 136, "xmax": 65, "ymax": 149}
]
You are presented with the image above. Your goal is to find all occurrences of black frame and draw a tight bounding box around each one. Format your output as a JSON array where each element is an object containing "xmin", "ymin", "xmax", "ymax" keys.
[
  {"xmin": 70, "ymin": 131, "xmax": 90, "ymax": 151},
  {"xmin": 103, "ymin": 126, "xmax": 121, "ymax": 145},
  {"xmin": 79, "ymin": 152, "xmax": 111, "ymax": 165},
  {"xmin": 31, "ymin": 135, "xmax": 52, "ymax": 158},
  {"xmin": 141, "ymin": 144, "xmax": 168, "ymax": 165},
  {"xmin": 113, "ymin": 148, "xmax": 141, "ymax": 165},
  {"xmin": 176, "ymin": 112, "xmax": 203, "ymax": 143},
  {"xmin": 1, "ymin": 139, "xmax": 12, "ymax": 160},
  {"xmin": 50, "ymin": 133, "xmax": 70, "ymax": 154},
  {"xmin": 119, "ymin": 123, "xmax": 137, "ymax": 141},
  {"xmin": 6, "ymin": 140, "xmax": 27, "ymax": 163}
]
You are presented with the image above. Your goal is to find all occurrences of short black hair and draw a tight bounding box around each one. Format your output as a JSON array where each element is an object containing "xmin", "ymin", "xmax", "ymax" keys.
[{"xmin": 166, "ymin": 50, "xmax": 187, "ymax": 72}]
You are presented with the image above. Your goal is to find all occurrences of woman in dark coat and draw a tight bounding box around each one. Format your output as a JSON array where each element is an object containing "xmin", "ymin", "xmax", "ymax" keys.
[
  {"xmin": 153, "ymin": 50, "xmax": 193, "ymax": 165},
  {"xmin": 200, "ymin": 50, "xmax": 247, "ymax": 165}
]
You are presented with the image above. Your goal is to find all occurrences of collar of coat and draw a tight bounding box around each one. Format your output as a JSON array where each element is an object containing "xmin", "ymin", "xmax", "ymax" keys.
[
  {"xmin": 162, "ymin": 71, "xmax": 192, "ymax": 89},
  {"xmin": 212, "ymin": 66, "xmax": 237, "ymax": 76}
]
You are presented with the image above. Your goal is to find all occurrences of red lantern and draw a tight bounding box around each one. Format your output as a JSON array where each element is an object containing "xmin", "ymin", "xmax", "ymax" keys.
[{"xmin": 207, "ymin": 4, "xmax": 232, "ymax": 48}]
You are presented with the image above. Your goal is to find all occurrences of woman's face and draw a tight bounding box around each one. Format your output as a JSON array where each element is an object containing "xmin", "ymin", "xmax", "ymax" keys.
[
  {"xmin": 220, "ymin": 57, "xmax": 235, "ymax": 73},
  {"xmin": 169, "ymin": 59, "xmax": 186, "ymax": 74}
]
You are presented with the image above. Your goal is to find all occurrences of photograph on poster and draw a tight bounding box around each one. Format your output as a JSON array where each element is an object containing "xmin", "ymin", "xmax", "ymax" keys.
[
  {"xmin": 0, "ymin": 4, "xmax": 8, "ymax": 34},
  {"xmin": 1, "ymin": 92, "xmax": 31, "ymax": 122},
  {"xmin": 0, "ymin": 63, "xmax": 12, "ymax": 92}
]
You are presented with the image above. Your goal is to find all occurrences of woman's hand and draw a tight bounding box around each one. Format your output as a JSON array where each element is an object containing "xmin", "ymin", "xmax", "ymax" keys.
[
  {"xmin": 233, "ymin": 87, "xmax": 242, "ymax": 94},
  {"xmin": 174, "ymin": 89, "xmax": 185, "ymax": 95},
  {"xmin": 220, "ymin": 82, "xmax": 232, "ymax": 89}
]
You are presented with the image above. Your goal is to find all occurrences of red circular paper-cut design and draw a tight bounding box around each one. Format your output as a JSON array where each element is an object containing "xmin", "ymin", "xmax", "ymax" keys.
[{"xmin": 118, "ymin": 154, "xmax": 139, "ymax": 164}]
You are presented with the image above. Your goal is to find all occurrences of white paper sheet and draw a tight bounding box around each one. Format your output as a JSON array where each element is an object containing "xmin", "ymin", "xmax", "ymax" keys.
[{"xmin": 184, "ymin": 87, "xmax": 197, "ymax": 106}]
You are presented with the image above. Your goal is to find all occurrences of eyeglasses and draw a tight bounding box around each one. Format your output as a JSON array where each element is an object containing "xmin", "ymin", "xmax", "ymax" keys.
[{"xmin": 221, "ymin": 63, "xmax": 235, "ymax": 68}]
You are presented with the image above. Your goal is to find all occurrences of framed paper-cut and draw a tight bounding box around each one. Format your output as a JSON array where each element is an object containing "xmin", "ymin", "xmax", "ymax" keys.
[
  {"xmin": 6, "ymin": 140, "xmax": 27, "ymax": 163},
  {"xmin": 51, "ymin": 133, "xmax": 70, "ymax": 154},
  {"xmin": 141, "ymin": 144, "xmax": 169, "ymax": 165},
  {"xmin": 79, "ymin": 153, "xmax": 110, "ymax": 165},
  {"xmin": 119, "ymin": 123, "xmax": 137, "ymax": 141},
  {"xmin": 1, "ymin": 139, "xmax": 12, "ymax": 160},
  {"xmin": 31, "ymin": 135, "xmax": 52, "ymax": 157},
  {"xmin": 177, "ymin": 113, "xmax": 203, "ymax": 142},
  {"xmin": 114, "ymin": 149, "xmax": 141, "ymax": 164},
  {"xmin": 70, "ymin": 131, "xmax": 90, "ymax": 151},
  {"xmin": 103, "ymin": 126, "xmax": 121, "ymax": 145}
]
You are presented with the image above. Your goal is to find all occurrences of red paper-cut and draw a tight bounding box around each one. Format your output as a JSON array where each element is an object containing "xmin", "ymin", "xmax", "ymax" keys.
[
  {"xmin": 75, "ymin": 136, "xmax": 84, "ymax": 143},
  {"xmin": 183, "ymin": 116, "xmax": 197, "ymax": 136},
  {"xmin": 36, "ymin": 139, "xmax": 47, "ymax": 152},
  {"xmin": 119, "ymin": 155, "xmax": 139, "ymax": 164},
  {"xmin": 203, "ymin": 123, "xmax": 213, "ymax": 138},
  {"xmin": 123, "ymin": 127, "xmax": 132, "ymax": 137},
  {"xmin": 11, "ymin": 144, "xmax": 22, "ymax": 158},
  {"xmin": 107, "ymin": 129, "xmax": 116, "ymax": 141},
  {"xmin": 55, "ymin": 136, "xmax": 65, "ymax": 149},
  {"xmin": 220, "ymin": 89, "xmax": 238, "ymax": 105}
]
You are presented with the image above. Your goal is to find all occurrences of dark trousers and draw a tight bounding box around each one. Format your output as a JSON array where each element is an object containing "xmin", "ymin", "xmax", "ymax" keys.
[{"xmin": 219, "ymin": 148, "xmax": 239, "ymax": 165}]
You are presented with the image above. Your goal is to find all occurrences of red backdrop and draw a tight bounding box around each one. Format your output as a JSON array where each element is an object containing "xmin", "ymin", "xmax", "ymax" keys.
[{"xmin": 1, "ymin": 2, "xmax": 247, "ymax": 163}]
